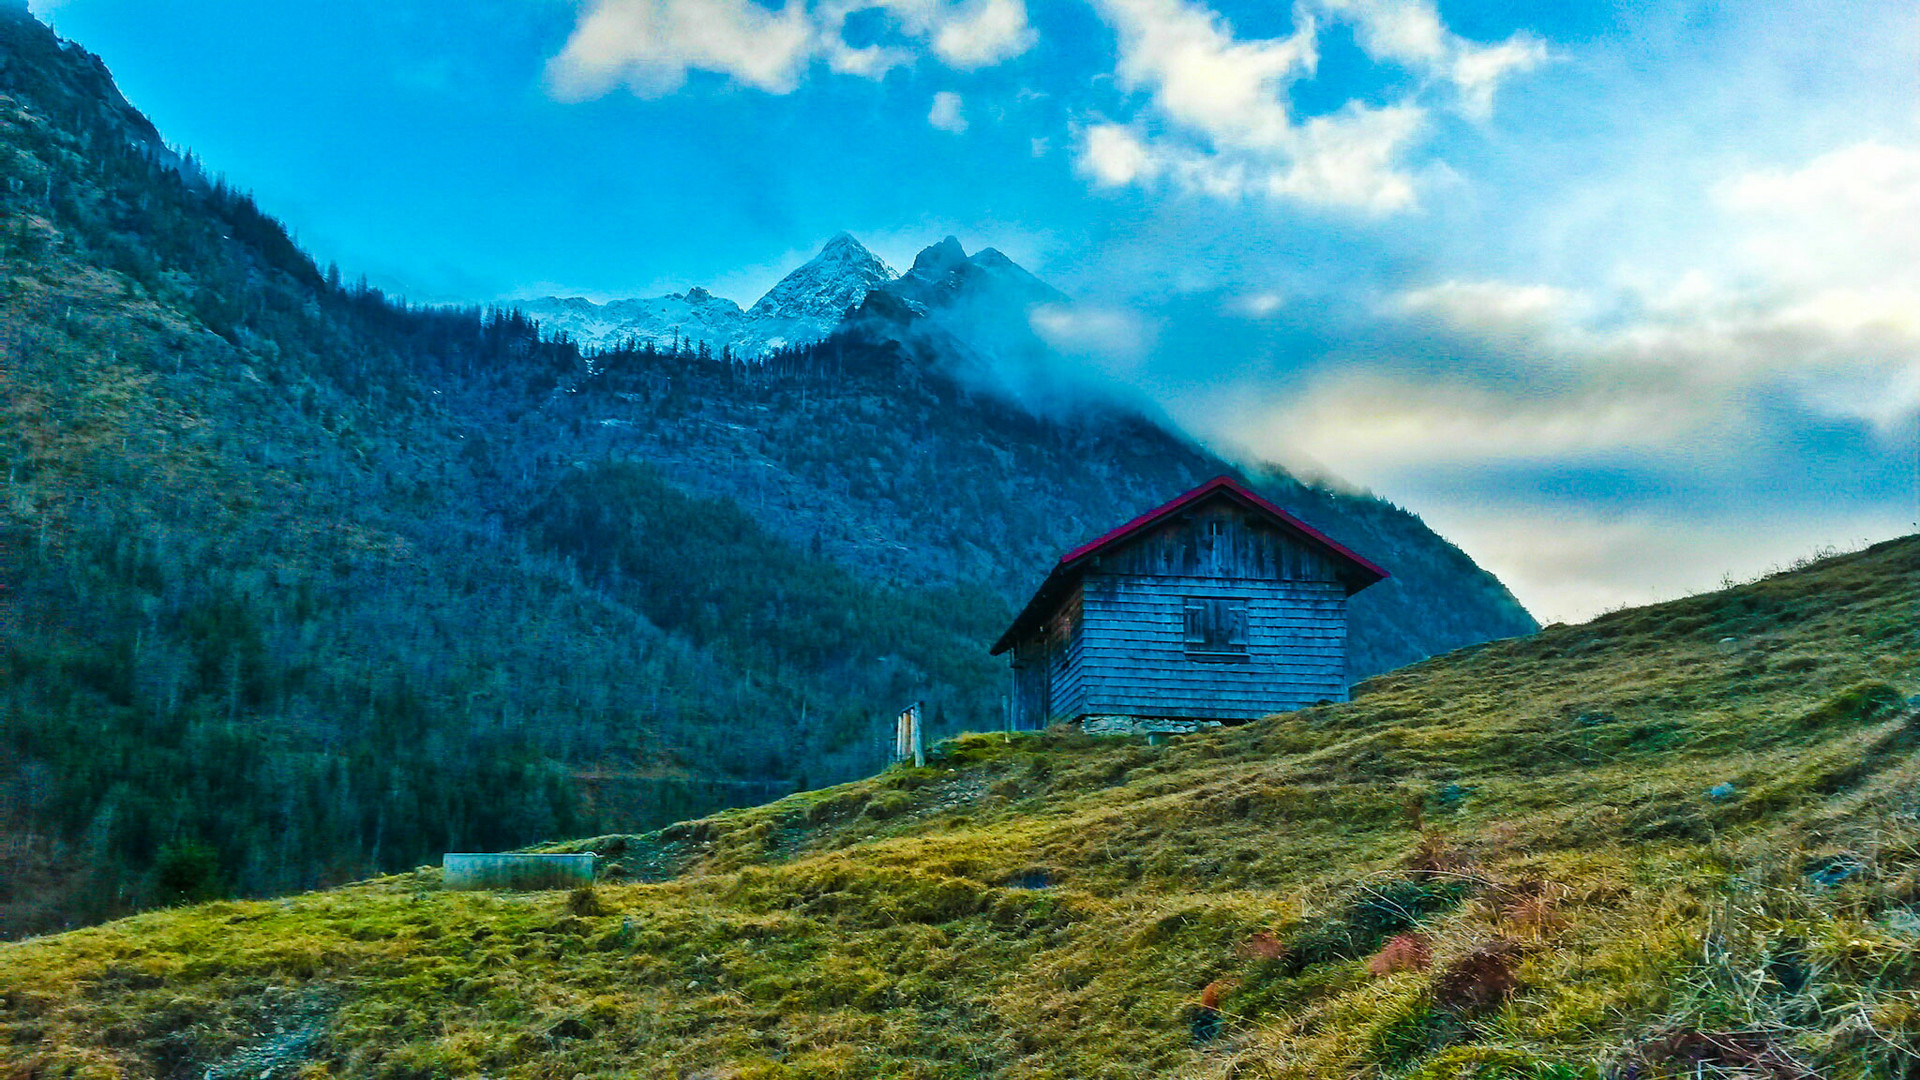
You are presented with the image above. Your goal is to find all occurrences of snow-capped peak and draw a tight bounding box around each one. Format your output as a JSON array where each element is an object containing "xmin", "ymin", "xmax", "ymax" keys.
[
  {"xmin": 514, "ymin": 232, "xmax": 1057, "ymax": 359},
  {"xmin": 748, "ymin": 233, "xmax": 897, "ymax": 323}
]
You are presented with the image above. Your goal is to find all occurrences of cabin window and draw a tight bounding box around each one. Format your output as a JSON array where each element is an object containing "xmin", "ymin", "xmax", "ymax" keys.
[{"xmin": 1183, "ymin": 598, "xmax": 1249, "ymax": 662}]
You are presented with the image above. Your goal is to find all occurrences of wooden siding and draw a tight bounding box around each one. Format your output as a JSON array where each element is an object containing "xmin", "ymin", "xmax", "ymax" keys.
[
  {"xmin": 1010, "ymin": 586, "xmax": 1084, "ymax": 729},
  {"xmin": 1006, "ymin": 504, "xmax": 1358, "ymax": 728},
  {"xmin": 1090, "ymin": 503, "xmax": 1344, "ymax": 584},
  {"xmin": 1077, "ymin": 574, "xmax": 1348, "ymax": 721}
]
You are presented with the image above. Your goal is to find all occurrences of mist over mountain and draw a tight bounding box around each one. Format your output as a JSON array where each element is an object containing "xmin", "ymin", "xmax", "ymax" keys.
[{"xmin": 0, "ymin": 6, "xmax": 1532, "ymax": 936}]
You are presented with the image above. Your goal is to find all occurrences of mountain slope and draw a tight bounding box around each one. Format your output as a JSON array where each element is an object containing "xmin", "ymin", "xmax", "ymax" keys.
[{"xmin": 3, "ymin": 538, "xmax": 1914, "ymax": 1079}]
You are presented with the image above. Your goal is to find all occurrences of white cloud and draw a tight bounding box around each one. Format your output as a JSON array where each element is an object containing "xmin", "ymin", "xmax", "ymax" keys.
[
  {"xmin": 1319, "ymin": 140, "xmax": 1920, "ymax": 462},
  {"xmin": 547, "ymin": 0, "xmax": 815, "ymax": 98},
  {"xmin": 1232, "ymin": 292, "xmax": 1284, "ymax": 317},
  {"xmin": 1720, "ymin": 141, "xmax": 1920, "ymax": 297},
  {"xmin": 1262, "ymin": 102, "xmax": 1422, "ymax": 211},
  {"xmin": 928, "ymin": 0, "xmax": 1036, "ymax": 68},
  {"xmin": 929, "ymin": 90, "xmax": 968, "ymax": 132},
  {"xmin": 1450, "ymin": 35, "xmax": 1549, "ymax": 118},
  {"xmin": 1399, "ymin": 279, "xmax": 1582, "ymax": 331},
  {"xmin": 548, "ymin": 0, "xmax": 1034, "ymax": 99},
  {"xmin": 1082, "ymin": 123, "xmax": 1158, "ymax": 186},
  {"xmin": 1075, "ymin": 0, "xmax": 1536, "ymax": 211},
  {"xmin": 1228, "ymin": 369, "xmax": 1719, "ymax": 474},
  {"xmin": 1097, "ymin": 0, "xmax": 1318, "ymax": 151},
  {"xmin": 1320, "ymin": 0, "xmax": 1546, "ymax": 117}
]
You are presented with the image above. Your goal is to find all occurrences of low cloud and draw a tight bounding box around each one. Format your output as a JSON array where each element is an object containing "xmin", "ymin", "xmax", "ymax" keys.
[
  {"xmin": 1227, "ymin": 369, "xmax": 1722, "ymax": 474},
  {"xmin": 1415, "ymin": 503, "xmax": 1909, "ymax": 625},
  {"xmin": 548, "ymin": 0, "xmax": 1034, "ymax": 99},
  {"xmin": 1398, "ymin": 280, "xmax": 1581, "ymax": 331},
  {"xmin": 1030, "ymin": 303, "xmax": 1158, "ymax": 373}
]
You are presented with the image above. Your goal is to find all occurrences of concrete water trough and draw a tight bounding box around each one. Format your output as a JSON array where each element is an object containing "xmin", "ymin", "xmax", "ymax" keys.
[{"xmin": 442, "ymin": 852, "xmax": 596, "ymax": 891}]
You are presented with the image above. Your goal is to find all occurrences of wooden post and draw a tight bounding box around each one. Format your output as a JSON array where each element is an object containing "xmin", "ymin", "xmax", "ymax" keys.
[{"xmin": 895, "ymin": 702, "xmax": 924, "ymax": 767}]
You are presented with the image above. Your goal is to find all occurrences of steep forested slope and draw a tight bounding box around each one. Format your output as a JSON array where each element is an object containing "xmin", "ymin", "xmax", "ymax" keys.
[
  {"xmin": 2, "ymin": 539, "xmax": 1914, "ymax": 1079},
  {"xmin": 0, "ymin": 6, "xmax": 1529, "ymax": 937}
]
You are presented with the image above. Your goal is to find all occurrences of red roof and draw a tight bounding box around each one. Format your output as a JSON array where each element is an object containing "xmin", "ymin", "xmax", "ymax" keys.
[{"xmin": 990, "ymin": 475, "xmax": 1389, "ymax": 655}]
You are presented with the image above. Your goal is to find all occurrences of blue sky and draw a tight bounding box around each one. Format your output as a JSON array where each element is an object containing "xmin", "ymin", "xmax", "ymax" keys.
[{"xmin": 30, "ymin": 0, "xmax": 1920, "ymax": 622}]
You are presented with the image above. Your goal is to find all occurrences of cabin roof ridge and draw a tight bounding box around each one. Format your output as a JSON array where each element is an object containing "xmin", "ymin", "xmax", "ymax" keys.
[
  {"xmin": 989, "ymin": 475, "xmax": 1389, "ymax": 656},
  {"xmin": 1054, "ymin": 475, "xmax": 1388, "ymax": 579}
]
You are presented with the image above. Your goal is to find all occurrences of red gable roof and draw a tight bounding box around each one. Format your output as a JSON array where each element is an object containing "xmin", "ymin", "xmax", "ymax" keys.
[{"xmin": 990, "ymin": 475, "xmax": 1389, "ymax": 655}]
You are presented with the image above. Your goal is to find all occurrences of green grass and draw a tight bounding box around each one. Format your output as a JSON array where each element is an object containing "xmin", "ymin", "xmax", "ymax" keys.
[{"xmin": 2, "ymin": 536, "xmax": 1917, "ymax": 1078}]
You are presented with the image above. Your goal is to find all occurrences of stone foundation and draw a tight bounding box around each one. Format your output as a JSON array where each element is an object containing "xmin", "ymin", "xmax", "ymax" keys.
[{"xmin": 1079, "ymin": 714, "xmax": 1223, "ymax": 737}]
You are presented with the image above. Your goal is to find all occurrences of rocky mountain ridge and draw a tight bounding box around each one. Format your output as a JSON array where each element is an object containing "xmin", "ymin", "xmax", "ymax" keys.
[{"xmin": 520, "ymin": 231, "xmax": 901, "ymax": 355}]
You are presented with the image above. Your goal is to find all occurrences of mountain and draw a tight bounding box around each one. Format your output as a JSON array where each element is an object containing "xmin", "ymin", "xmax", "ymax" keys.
[
  {"xmin": 0, "ymin": 5, "xmax": 1532, "ymax": 938},
  {"xmin": 746, "ymin": 230, "xmax": 898, "ymax": 334},
  {"xmin": 885, "ymin": 234, "xmax": 1065, "ymax": 312},
  {"xmin": 5, "ymin": 539, "xmax": 1915, "ymax": 1077},
  {"xmin": 518, "ymin": 232, "xmax": 897, "ymax": 356},
  {"xmin": 518, "ymin": 287, "xmax": 753, "ymax": 355}
]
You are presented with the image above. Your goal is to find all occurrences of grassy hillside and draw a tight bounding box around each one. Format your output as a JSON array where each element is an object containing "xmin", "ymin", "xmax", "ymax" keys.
[{"xmin": 3, "ymin": 537, "xmax": 1914, "ymax": 1078}]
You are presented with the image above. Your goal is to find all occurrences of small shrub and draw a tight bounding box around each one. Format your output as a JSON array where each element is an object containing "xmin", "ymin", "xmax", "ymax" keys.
[
  {"xmin": 567, "ymin": 886, "xmax": 607, "ymax": 917},
  {"xmin": 154, "ymin": 839, "xmax": 225, "ymax": 905},
  {"xmin": 1629, "ymin": 1030, "xmax": 1820, "ymax": 1079},
  {"xmin": 1501, "ymin": 880, "xmax": 1570, "ymax": 941},
  {"xmin": 1433, "ymin": 940, "xmax": 1523, "ymax": 1013},
  {"xmin": 1286, "ymin": 876, "xmax": 1472, "ymax": 971},
  {"xmin": 1798, "ymin": 681, "xmax": 1907, "ymax": 730},
  {"xmin": 1190, "ymin": 978, "xmax": 1239, "ymax": 1043},
  {"xmin": 1353, "ymin": 877, "xmax": 1470, "ymax": 937},
  {"xmin": 1242, "ymin": 930, "xmax": 1286, "ymax": 961},
  {"xmin": 1406, "ymin": 831, "xmax": 1473, "ymax": 876},
  {"xmin": 1368, "ymin": 932, "xmax": 1434, "ymax": 975},
  {"xmin": 861, "ymin": 791, "xmax": 915, "ymax": 820}
]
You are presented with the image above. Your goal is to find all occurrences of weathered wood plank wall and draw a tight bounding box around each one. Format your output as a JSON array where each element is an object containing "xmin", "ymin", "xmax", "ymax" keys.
[
  {"xmin": 1094, "ymin": 504, "xmax": 1346, "ymax": 584},
  {"xmin": 1078, "ymin": 574, "xmax": 1347, "ymax": 719},
  {"xmin": 1005, "ymin": 501, "xmax": 1358, "ymax": 728}
]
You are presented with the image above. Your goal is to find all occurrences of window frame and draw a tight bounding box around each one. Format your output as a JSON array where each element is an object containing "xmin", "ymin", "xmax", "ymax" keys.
[{"xmin": 1183, "ymin": 596, "xmax": 1251, "ymax": 663}]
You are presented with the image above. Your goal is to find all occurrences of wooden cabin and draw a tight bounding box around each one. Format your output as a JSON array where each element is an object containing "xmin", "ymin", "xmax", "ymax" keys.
[{"xmin": 991, "ymin": 476, "xmax": 1388, "ymax": 733}]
